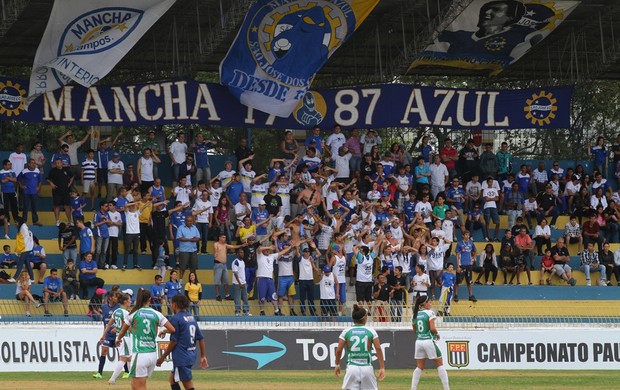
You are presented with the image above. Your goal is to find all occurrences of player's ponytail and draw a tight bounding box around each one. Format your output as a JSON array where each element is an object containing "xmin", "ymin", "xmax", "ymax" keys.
[
  {"xmin": 129, "ymin": 288, "xmax": 151, "ymax": 315},
  {"xmin": 413, "ymin": 294, "xmax": 429, "ymax": 320},
  {"xmin": 351, "ymin": 304, "xmax": 367, "ymax": 324}
]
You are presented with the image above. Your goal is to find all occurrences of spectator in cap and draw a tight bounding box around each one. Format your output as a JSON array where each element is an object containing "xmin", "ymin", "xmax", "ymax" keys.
[
  {"xmin": 106, "ymin": 152, "xmax": 124, "ymax": 201},
  {"xmin": 319, "ymin": 264, "xmax": 339, "ymax": 322}
]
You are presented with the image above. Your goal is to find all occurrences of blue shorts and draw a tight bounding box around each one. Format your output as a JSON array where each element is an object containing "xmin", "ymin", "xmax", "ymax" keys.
[
  {"xmin": 173, "ymin": 365, "xmax": 193, "ymax": 382},
  {"xmin": 483, "ymin": 208, "xmax": 500, "ymax": 224},
  {"xmin": 277, "ymin": 275, "xmax": 294, "ymax": 297},
  {"xmin": 102, "ymin": 337, "xmax": 116, "ymax": 348},
  {"xmin": 257, "ymin": 277, "xmax": 275, "ymax": 302},
  {"xmin": 336, "ymin": 282, "xmax": 346, "ymax": 303}
]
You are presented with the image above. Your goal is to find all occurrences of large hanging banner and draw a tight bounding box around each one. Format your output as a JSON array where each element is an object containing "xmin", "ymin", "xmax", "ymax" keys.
[
  {"xmin": 27, "ymin": 0, "xmax": 177, "ymax": 105},
  {"xmin": 409, "ymin": 0, "xmax": 580, "ymax": 75},
  {"xmin": 0, "ymin": 77, "xmax": 573, "ymax": 129},
  {"xmin": 220, "ymin": 0, "xmax": 379, "ymax": 118}
]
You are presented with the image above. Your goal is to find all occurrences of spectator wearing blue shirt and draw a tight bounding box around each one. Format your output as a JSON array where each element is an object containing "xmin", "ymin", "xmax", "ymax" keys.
[
  {"xmin": 176, "ymin": 215, "xmax": 200, "ymax": 279},
  {"xmin": 156, "ymin": 294, "xmax": 207, "ymax": 388},
  {"xmin": 43, "ymin": 268, "xmax": 68, "ymax": 316},
  {"xmin": 251, "ymin": 201, "xmax": 270, "ymax": 238},
  {"xmin": 1, "ymin": 244, "xmax": 16, "ymax": 268},
  {"xmin": 402, "ymin": 194, "xmax": 417, "ymax": 225},
  {"xmin": 305, "ymin": 126, "xmax": 324, "ymax": 155},
  {"xmin": 96, "ymin": 134, "xmax": 122, "ymax": 198},
  {"xmin": 466, "ymin": 204, "xmax": 487, "ymax": 241},
  {"xmin": 76, "ymin": 218, "xmax": 94, "ymax": 260},
  {"xmin": 51, "ymin": 143, "xmax": 72, "ymax": 168},
  {"xmin": 29, "ymin": 237, "xmax": 47, "ymax": 284},
  {"xmin": 18, "ymin": 158, "xmax": 43, "ymax": 226},
  {"xmin": 70, "ymin": 189, "xmax": 86, "ymax": 222},
  {"xmin": 438, "ymin": 263, "xmax": 456, "ymax": 316},
  {"xmin": 414, "ymin": 156, "xmax": 430, "ymax": 194},
  {"xmin": 164, "ymin": 270, "xmax": 183, "ymax": 314},
  {"xmin": 455, "ymin": 231, "xmax": 477, "ymax": 303},
  {"xmin": 445, "ymin": 178, "xmax": 466, "ymax": 229},
  {"xmin": 225, "ymin": 173, "xmax": 244, "ymax": 205},
  {"xmin": 94, "ymin": 201, "xmax": 111, "ymax": 269},
  {"xmin": 193, "ymin": 133, "xmax": 217, "ymax": 183},
  {"xmin": 79, "ymin": 252, "xmax": 105, "ymax": 299},
  {"xmin": 589, "ymin": 136, "xmax": 609, "ymax": 178},
  {"xmin": 0, "ymin": 159, "xmax": 18, "ymax": 222},
  {"xmin": 150, "ymin": 274, "xmax": 165, "ymax": 313}
]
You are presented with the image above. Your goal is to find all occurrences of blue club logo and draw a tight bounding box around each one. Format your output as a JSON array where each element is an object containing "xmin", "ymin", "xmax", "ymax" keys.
[{"xmin": 223, "ymin": 335, "xmax": 287, "ymax": 369}]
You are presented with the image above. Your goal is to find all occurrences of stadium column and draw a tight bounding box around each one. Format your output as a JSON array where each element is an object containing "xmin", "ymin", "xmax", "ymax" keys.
[{"xmin": 246, "ymin": 128, "xmax": 252, "ymax": 150}]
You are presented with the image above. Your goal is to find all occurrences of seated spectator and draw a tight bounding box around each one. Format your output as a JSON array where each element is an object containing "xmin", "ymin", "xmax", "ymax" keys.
[
  {"xmin": 550, "ymin": 238, "xmax": 576, "ymax": 286},
  {"xmin": 540, "ymin": 249, "xmax": 556, "ymax": 285},
  {"xmin": 474, "ymin": 243, "xmax": 498, "ymax": 285},
  {"xmin": 564, "ymin": 215, "xmax": 584, "ymax": 255},
  {"xmin": 514, "ymin": 227, "xmax": 535, "ymax": 270},
  {"xmin": 79, "ymin": 252, "xmax": 105, "ymax": 299},
  {"xmin": 534, "ymin": 219, "xmax": 552, "ymax": 256},
  {"xmin": 43, "ymin": 268, "xmax": 69, "ymax": 317},
  {"xmin": 582, "ymin": 213, "xmax": 604, "ymax": 251},
  {"xmin": 62, "ymin": 258, "xmax": 78, "ymax": 300},
  {"xmin": 512, "ymin": 247, "xmax": 532, "ymax": 285},
  {"xmin": 599, "ymin": 242, "xmax": 618, "ymax": 286},
  {"xmin": 16, "ymin": 270, "xmax": 39, "ymax": 317},
  {"xmin": 29, "ymin": 237, "xmax": 47, "ymax": 284},
  {"xmin": 580, "ymin": 242, "xmax": 607, "ymax": 286},
  {"xmin": 573, "ymin": 186, "xmax": 592, "ymax": 225},
  {"xmin": 465, "ymin": 204, "xmax": 487, "ymax": 241},
  {"xmin": 602, "ymin": 202, "xmax": 619, "ymax": 243},
  {"xmin": 523, "ymin": 193, "xmax": 538, "ymax": 229},
  {"xmin": 565, "ymin": 174, "xmax": 581, "ymax": 213},
  {"xmin": 499, "ymin": 243, "xmax": 517, "ymax": 285},
  {"xmin": 1, "ymin": 244, "xmax": 16, "ymax": 268}
]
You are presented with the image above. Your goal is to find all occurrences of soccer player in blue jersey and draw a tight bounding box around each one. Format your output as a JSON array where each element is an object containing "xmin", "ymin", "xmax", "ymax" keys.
[
  {"xmin": 94, "ymin": 292, "xmax": 119, "ymax": 379},
  {"xmin": 157, "ymin": 294, "xmax": 208, "ymax": 390}
]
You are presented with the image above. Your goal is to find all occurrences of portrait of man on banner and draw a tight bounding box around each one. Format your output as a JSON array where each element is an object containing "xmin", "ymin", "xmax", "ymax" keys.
[{"xmin": 410, "ymin": 0, "xmax": 580, "ymax": 75}]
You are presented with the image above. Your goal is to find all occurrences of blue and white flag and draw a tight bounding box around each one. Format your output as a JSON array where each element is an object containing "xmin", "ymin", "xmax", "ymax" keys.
[
  {"xmin": 26, "ymin": 0, "xmax": 176, "ymax": 106},
  {"xmin": 220, "ymin": 0, "xmax": 379, "ymax": 118}
]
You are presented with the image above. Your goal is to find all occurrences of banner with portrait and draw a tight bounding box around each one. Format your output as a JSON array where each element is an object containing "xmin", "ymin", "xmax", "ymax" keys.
[
  {"xmin": 409, "ymin": 0, "xmax": 580, "ymax": 75},
  {"xmin": 220, "ymin": 0, "xmax": 379, "ymax": 118}
]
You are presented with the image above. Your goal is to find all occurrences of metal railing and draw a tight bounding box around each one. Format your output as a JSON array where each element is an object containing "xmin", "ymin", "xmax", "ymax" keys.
[{"xmin": 2, "ymin": 295, "xmax": 620, "ymax": 329}]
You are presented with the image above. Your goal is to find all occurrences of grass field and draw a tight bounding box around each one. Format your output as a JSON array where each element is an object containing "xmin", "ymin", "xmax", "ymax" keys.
[{"xmin": 3, "ymin": 370, "xmax": 620, "ymax": 389}]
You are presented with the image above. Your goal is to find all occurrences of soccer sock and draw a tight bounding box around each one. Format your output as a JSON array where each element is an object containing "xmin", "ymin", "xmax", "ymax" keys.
[
  {"xmin": 97, "ymin": 355, "xmax": 106, "ymax": 374},
  {"xmin": 124, "ymin": 362, "xmax": 129, "ymax": 373},
  {"xmin": 411, "ymin": 367, "xmax": 422, "ymax": 389},
  {"xmin": 110, "ymin": 359, "xmax": 124, "ymax": 382},
  {"xmin": 171, "ymin": 383, "xmax": 182, "ymax": 390},
  {"xmin": 438, "ymin": 365, "xmax": 450, "ymax": 390}
]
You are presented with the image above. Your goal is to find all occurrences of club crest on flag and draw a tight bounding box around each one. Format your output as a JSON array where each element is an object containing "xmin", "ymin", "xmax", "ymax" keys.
[
  {"xmin": 220, "ymin": 0, "xmax": 379, "ymax": 118},
  {"xmin": 0, "ymin": 80, "xmax": 26, "ymax": 117},
  {"xmin": 447, "ymin": 341, "xmax": 470, "ymax": 368}
]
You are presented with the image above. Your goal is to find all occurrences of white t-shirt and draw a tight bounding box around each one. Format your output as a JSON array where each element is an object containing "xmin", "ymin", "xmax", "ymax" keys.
[
  {"xmin": 412, "ymin": 273, "xmax": 430, "ymax": 293},
  {"xmin": 107, "ymin": 160, "xmax": 124, "ymax": 185},
  {"xmin": 428, "ymin": 243, "xmax": 450, "ymax": 271},
  {"xmin": 174, "ymin": 186, "xmax": 191, "ymax": 205},
  {"xmin": 483, "ymin": 187, "xmax": 499, "ymax": 209},
  {"xmin": 534, "ymin": 225, "xmax": 551, "ymax": 238},
  {"xmin": 108, "ymin": 211, "xmax": 121, "ymax": 237},
  {"xmin": 333, "ymin": 255, "xmax": 346, "ymax": 282},
  {"xmin": 218, "ymin": 169, "xmax": 236, "ymax": 187},
  {"xmin": 251, "ymin": 183, "xmax": 268, "ymax": 208},
  {"xmin": 231, "ymin": 258, "xmax": 246, "ymax": 285},
  {"xmin": 209, "ymin": 187, "xmax": 223, "ymax": 206},
  {"xmin": 169, "ymin": 141, "xmax": 187, "ymax": 164},
  {"xmin": 257, "ymin": 252, "xmax": 277, "ymax": 279},
  {"xmin": 333, "ymin": 153, "xmax": 352, "ymax": 179},
  {"xmin": 360, "ymin": 134, "xmax": 381, "ymax": 154},
  {"xmin": 240, "ymin": 167, "xmax": 256, "ymax": 193},
  {"xmin": 320, "ymin": 273, "xmax": 336, "ymax": 299},
  {"xmin": 139, "ymin": 157, "xmax": 154, "ymax": 182},
  {"xmin": 415, "ymin": 201, "xmax": 433, "ymax": 223},
  {"xmin": 276, "ymin": 184, "xmax": 292, "ymax": 216},
  {"xmin": 481, "ymin": 180, "xmax": 501, "ymax": 191},
  {"xmin": 429, "ymin": 163, "xmax": 449, "ymax": 187},
  {"xmin": 234, "ymin": 202, "xmax": 251, "ymax": 223},
  {"xmin": 9, "ymin": 152, "xmax": 27, "ymax": 176},
  {"xmin": 326, "ymin": 133, "xmax": 346, "ymax": 156},
  {"xmin": 193, "ymin": 199, "xmax": 212, "ymax": 224},
  {"xmin": 125, "ymin": 210, "xmax": 140, "ymax": 234},
  {"xmin": 565, "ymin": 181, "xmax": 581, "ymax": 196},
  {"xmin": 298, "ymin": 254, "xmax": 315, "ymax": 281},
  {"xmin": 355, "ymin": 252, "xmax": 375, "ymax": 282}
]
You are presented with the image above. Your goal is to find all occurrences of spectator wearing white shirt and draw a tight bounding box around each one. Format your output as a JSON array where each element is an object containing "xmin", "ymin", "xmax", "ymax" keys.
[
  {"xmin": 106, "ymin": 153, "xmax": 124, "ymax": 201},
  {"xmin": 565, "ymin": 174, "xmax": 581, "ymax": 213},
  {"xmin": 360, "ymin": 129, "xmax": 381, "ymax": 155},
  {"xmin": 534, "ymin": 219, "xmax": 552, "ymax": 255},
  {"xmin": 168, "ymin": 132, "xmax": 187, "ymax": 183},
  {"xmin": 429, "ymin": 155, "xmax": 449, "ymax": 199},
  {"xmin": 172, "ymin": 177, "xmax": 192, "ymax": 205},
  {"xmin": 532, "ymin": 161, "xmax": 548, "ymax": 194},
  {"xmin": 482, "ymin": 177, "xmax": 501, "ymax": 241},
  {"xmin": 325, "ymin": 125, "xmax": 346, "ymax": 158},
  {"xmin": 193, "ymin": 190, "xmax": 213, "ymax": 253},
  {"xmin": 332, "ymin": 146, "xmax": 352, "ymax": 182}
]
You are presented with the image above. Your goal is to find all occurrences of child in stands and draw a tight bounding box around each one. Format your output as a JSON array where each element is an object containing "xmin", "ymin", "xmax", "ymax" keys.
[
  {"xmin": 540, "ymin": 249, "xmax": 556, "ymax": 285},
  {"xmin": 1, "ymin": 244, "xmax": 16, "ymax": 268}
]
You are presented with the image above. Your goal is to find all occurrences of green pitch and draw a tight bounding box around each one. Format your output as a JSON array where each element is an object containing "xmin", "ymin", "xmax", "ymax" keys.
[{"xmin": 3, "ymin": 370, "xmax": 619, "ymax": 389}]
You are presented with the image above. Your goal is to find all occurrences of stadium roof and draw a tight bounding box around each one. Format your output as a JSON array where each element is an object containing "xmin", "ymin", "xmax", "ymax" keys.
[{"xmin": 1, "ymin": 0, "xmax": 619, "ymax": 86}]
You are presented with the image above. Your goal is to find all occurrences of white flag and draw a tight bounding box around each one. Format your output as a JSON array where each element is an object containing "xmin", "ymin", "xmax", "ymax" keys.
[{"xmin": 26, "ymin": 0, "xmax": 176, "ymax": 106}]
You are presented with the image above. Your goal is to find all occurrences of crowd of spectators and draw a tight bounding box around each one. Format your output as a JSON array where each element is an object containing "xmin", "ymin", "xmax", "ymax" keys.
[{"xmin": 4, "ymin": 128, "xmax": 620, "ymax": 318}]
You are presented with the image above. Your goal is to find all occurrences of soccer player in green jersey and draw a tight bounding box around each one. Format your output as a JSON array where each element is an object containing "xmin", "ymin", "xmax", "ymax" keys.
[
  {"xmin": 411, "ymin": 294, "xmax": 450, "ymax": 390},
  {"xmin": 116, "ymin": 289, "xmax": 175, "ymax": 390},
  {"xmin": 334, "ymin": 304, "xmax": 385, "ymax": 390},
  {"xmin": 101, "ymin": 293, "xmax": 132, "ymax": 385}
]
